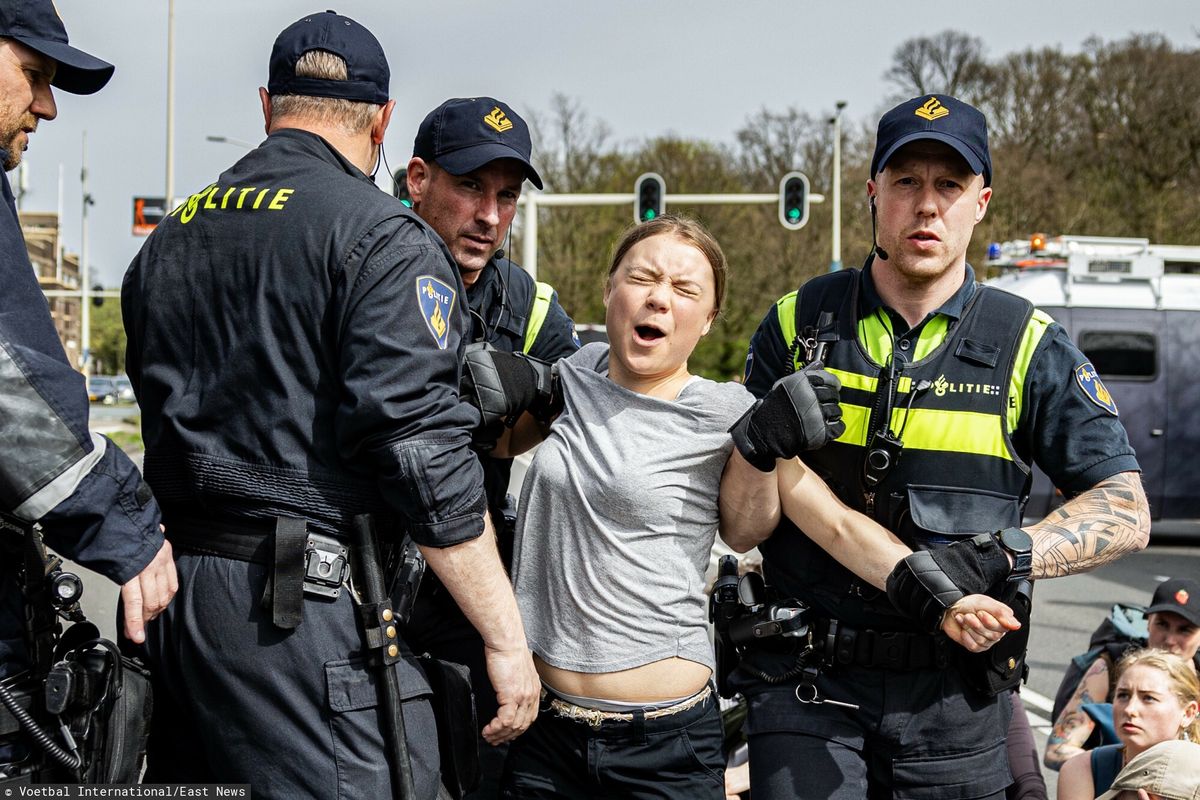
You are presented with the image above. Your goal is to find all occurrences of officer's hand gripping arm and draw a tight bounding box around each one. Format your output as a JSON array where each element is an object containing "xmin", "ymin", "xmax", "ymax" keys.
[
  {"xmin": 885, "ymin": 533, "xmax": 1013, "ymax": 633},
  {"xmin": 461, "ymin": 346, "xmax": 560, "ymax": 428},
  {"xmin": 729, "ymin": 362, "xmax": 845, "ymax": 472}
]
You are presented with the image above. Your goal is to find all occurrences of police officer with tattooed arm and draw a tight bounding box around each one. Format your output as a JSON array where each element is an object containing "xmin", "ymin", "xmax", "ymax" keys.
[
  {"xmin": 121, "ymin": 12, "xmax": 537, "ymax": 798},
  {"xmin": 729, "ymin": 93, "xmax": 1150, "ymax": 799}
]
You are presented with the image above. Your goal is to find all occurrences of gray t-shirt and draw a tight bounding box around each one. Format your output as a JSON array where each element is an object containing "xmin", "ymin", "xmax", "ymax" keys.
[{"xmin": 511, "ymin": 342, "xmax": 755, "ymax": 673}]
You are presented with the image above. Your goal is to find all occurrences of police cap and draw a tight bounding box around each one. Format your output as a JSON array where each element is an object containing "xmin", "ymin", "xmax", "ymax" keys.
[
  {"xmin": 871, "ymin": 94, "xmax": 992, "ymax": 187},
  {"xmin": 414, "ymin": 97, "xmax": 543, "ymax": 190},
  {"xmin": 268, "ymin": 10, "xmax": 389, "ymax": 105},
  {"xmin": 0, "ymin": 0, "xmax": 113, "ymax": 95}
]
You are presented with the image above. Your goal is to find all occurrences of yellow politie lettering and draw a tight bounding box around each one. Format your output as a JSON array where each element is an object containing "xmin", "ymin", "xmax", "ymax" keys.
[{"xmin": 269, "ymin": 189, "xmax": 294, "ymax": 210}]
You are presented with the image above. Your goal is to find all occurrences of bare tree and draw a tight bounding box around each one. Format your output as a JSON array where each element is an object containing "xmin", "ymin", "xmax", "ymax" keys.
[{"xmin": 886, "ymin": 30, "xmax": 989, "ymax": 101}]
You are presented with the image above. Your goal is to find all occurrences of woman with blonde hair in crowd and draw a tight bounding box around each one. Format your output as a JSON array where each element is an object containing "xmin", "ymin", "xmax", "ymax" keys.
[{"xmin": 1058, "ymin": 648, "xmax": 1200, "ymax": 800}]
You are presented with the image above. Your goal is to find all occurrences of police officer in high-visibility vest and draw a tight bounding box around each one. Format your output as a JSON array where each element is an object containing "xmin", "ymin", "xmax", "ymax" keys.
[
  {"xmin": 402, "ymin": 96, "xmax": 578, "ymax": 799},
  {"xmin": 122, "ymin": 13, "xmax": 538, "ymax": 798},
  {"xmin": 727, "ymin": 94, "xmax": 1152, "ymax": 799}
]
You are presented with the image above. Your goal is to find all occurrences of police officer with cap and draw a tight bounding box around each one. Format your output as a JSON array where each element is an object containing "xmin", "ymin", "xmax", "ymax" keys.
[
  {"xmin": 401, "ymin": 97, "xmax": 577, "ymax": 798},
  {"xmin": 0, "ymin": 0, "xmax": 175, "ymax": 688},
  {"xmin": 122, "ymin": 11, "xmax": 538, "ymax": 797},
  {"xmin": 730, "ymin": 93, "xmax": 1151, "ymax": 798}
]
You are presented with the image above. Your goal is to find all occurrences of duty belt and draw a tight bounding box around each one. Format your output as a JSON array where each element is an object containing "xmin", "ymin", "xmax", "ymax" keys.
[
  {"xmin": 167, "ymin": 515, "xmax": 351, "ymax": 630},
  {"xmin": 815, "ymin": 618, "xmax": 947, "ymax": 671}
]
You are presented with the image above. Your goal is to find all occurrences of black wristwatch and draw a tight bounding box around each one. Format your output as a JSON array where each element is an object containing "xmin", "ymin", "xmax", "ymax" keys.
[{"xmin": 996, "ymin": 527, "xmax": 1033, "ymax": 581}]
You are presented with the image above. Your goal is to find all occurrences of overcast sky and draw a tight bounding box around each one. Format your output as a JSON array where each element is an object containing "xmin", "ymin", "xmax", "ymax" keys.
[{"xmin": 15, "ymin": 0, "xmax": 1198, "ymax": 287}]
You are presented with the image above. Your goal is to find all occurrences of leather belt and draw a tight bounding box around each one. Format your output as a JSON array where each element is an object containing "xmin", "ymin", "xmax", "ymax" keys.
[{"xmin": 546, "ymin": 685, "xmax": 713, "ymax": 730}]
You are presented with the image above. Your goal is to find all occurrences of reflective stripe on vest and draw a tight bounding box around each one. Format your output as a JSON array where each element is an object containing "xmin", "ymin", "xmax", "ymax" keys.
[
  {"xmin": 522, "ymin": 281, "xmax": 554, "ymax": 354},
  {"xmin": 774, "ymin": 293, "xmax": 1053, "ymax": 448}
]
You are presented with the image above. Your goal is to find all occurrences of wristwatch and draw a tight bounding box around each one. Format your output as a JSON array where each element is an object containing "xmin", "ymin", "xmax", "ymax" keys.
[{"xmin": 996, "ymin": 527, "xmax": 1033, "ymax": 581}]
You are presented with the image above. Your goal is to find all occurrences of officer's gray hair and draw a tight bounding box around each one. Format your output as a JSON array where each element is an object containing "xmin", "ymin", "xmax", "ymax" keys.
[{"xmin": 269, "ymin": 50, "xmax": 380, "ymax": 134}]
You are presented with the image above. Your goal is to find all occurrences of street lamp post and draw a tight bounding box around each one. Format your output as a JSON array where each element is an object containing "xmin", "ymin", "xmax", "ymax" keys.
[
  {"xmin": 80, "ymin": 132, "xmax": 93, "ymax": 376},
  {"xmin": 830, "ymin": 100, "xmax": 846, "ymax": 272},
  {"xmin": 165, "ymin": 0, "xmax": 176, "ymax": 211}
]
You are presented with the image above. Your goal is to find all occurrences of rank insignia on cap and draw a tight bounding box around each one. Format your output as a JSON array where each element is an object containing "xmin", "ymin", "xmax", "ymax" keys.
[
  {"xmin": 1177, "ymin": 589, "xmax": 1191, "ymax": 605},
  {"xmin": 416, "ymin": 276, "xmax": 456, "ymax": 350},
  {"xmin": 915, "ymin": 97, "xmax": 950, "ymax": 121},
  {"xmin": 483, "ymin": 107, "xmax": 512, "ymax": 133},
  {"xmin": 1075, "ymin": 362, "xmax": 1118, "ymax": 415}
]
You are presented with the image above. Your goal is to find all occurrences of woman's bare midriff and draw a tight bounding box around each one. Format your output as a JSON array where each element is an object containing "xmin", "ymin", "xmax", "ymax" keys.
[{"xmin": 535, "ymin": 655, "xmax": 712, "ymax": 703}]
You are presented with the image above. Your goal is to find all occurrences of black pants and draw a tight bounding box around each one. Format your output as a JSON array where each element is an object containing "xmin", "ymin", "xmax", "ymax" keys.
[
  {"xmin": 404, "ymin": 581, "xmax": 506, "ymax": 799},
  {"xmin": 501, "ymin": 690, "xmax": 725, "ymax": 799},
  {"xmin": 737, "ymin": 660, "xmax": 1012, "ymax": 799},
  {"xmin": 131, "ymin": 553, "xmax": 441, "ymax": 800}
]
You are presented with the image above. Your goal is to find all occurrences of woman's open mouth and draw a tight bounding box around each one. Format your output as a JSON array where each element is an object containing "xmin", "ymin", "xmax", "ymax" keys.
[{"xmin": 634, "ymin": 324, "xmax": 666, "ymax": 345}]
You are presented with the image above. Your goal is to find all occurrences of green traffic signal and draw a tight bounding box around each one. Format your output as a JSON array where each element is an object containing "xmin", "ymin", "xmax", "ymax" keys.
[
  {"xmin": 634, "ymin": 173, "xmax": 665, "ymax": 224},
  {"xmin": 788, "ymin": 208, "xmax": 800, "ymax": 220}
]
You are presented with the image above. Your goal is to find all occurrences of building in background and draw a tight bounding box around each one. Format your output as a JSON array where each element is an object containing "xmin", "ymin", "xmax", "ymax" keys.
[{"xmin": 21, "ymin": 211, "xmax": 82, "ymax": 369}]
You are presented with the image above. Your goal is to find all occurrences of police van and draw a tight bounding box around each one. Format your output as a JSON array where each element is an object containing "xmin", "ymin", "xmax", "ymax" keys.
[{"xmin": 986, "ymin": 234, "xmax": 1200, "ymax": 534}]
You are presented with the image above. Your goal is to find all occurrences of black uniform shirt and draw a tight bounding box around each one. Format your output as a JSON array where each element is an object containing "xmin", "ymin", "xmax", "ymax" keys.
[
  {"xmin": 745, "ymin": 261, "xmax": 1139, "ymax": 495},
  {"xmin": 124, "ymin": 130, "xmax": 485, "ymax": 546}
]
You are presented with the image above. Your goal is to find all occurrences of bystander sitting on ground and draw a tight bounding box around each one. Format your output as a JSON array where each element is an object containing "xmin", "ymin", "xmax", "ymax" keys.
[
  {"xmin": 1047, "ymin": 578, "xmax": 1200, "ymax": 770},
  {"xmin": 1057, "ymin": 649, "xmax": 1200, "ymax": 800}
]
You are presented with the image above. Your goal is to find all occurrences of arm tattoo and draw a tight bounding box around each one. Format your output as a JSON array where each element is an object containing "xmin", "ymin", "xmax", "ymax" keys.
[
  {"xmin": 1045, "ymin": 658, "xmax": 1109, "ymax": 766},
  {"xmin": 1027, "ymin": 472, "xmax": 1149, "ymax": 580}
]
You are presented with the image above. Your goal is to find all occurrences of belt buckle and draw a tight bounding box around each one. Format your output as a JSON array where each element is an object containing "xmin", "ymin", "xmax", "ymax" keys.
[{"xmin": 303, "ymin": 532, "xmax": 349, "ymax": 599}]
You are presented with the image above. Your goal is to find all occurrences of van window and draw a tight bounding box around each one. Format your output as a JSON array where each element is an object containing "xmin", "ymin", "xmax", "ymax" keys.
[{"xmin": 1077, "ymin": 331, "xmax": 1156, "ymax": 379}]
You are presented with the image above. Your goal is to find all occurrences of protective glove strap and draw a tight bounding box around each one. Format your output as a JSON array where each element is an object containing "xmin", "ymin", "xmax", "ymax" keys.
[{"xmin": 886, "ymin": 550, "xmax": 967, "ymax": 632}]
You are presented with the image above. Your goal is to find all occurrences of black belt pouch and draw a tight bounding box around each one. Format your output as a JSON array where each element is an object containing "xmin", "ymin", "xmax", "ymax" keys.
[
  {"xmin": 419, "ymin": 657, "xmax": 480, "ymax": 799},
  {"xmin": 961, "ymin": 578, "xmax": 1033, "ymax": 697}
]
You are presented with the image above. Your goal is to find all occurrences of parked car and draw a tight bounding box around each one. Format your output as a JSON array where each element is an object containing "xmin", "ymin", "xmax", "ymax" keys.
[
  {"xmin": 87, "ymin": 376, "xmax": 118, "ymax": 405},
  {"xmin": 113, "ymin": 376, "xmax": 135, "ymax": 403}
]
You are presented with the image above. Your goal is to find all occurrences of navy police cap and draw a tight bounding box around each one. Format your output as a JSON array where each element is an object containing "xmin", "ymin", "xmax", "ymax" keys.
[
  {"xmin": 871, "ymin": 94, "xmax": 992, "ymax": 187},
  {"xmin": 268, "ymin": 10, "xmax": 389, "ymax": 105},
  {"xmin": 414, "ymin": 97, "xmax": 544, "ymax": 190},
  {"xmin": 0, "ymin": 0, "xmax": 113, "ymax": 95}
]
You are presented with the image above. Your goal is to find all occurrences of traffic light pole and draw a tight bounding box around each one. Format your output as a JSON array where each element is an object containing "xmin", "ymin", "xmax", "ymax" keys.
[{"xmin": 516, "ymin": 190, "xmax": 825, "ymax": 279}]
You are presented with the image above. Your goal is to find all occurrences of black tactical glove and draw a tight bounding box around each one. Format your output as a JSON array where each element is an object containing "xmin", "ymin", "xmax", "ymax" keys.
[
  {"xmin": 460, "ymin": 344, "xmax": 560, "ymax": 430},
  {"xmin": 729, "ymin": 362, "xmax": 845, "ymax": 471},
  {"xmin": 885, "ymin": 533, "xmax": 1013, "ymax": 632}
]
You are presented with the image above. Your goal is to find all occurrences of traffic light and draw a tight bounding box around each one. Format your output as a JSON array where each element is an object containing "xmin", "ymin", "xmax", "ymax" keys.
[
  {"xmin": 392, "ymin": 167, "xmax": 411, "ymax": 207},
  {"xmin": 778, "ymin": 171, "xmax": 810, "ymax": 230},
  {"xmin": 634, "ymin": 173, "xmax": 665, "ymax": 223},
  {"xmin": 91, "ymin": 284, "xmax": 104, "ymax": 308}
]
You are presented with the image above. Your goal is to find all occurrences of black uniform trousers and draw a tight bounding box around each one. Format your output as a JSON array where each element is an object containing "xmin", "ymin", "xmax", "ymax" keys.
[
  {"xmin": 740, "ymin": 660, "xmax": 1012, "ymax": 800},
  {"xmin": 500, "ymin": 689, "xmax": 725, "ymax": 799},
  {"xmin": 136, "ymin": 552, "xmax": 440, "ymax": 800}
]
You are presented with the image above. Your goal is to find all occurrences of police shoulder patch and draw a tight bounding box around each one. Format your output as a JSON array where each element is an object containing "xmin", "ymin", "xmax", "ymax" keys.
[
  {"xmin": 415, "ymin": 275, "xmax": 456, "ymax": 350},
  {"xmin": 1074, "ymin": 362, "xmax": 1118, "ymax": 416}
]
